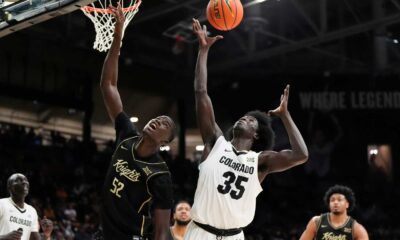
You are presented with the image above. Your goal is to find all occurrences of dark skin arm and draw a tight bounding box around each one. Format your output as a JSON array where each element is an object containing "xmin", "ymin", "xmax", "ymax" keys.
[
  {"xmin": 258, "ymin": 85, "xmax": 308, "ymax": 181},
  {"xmin": 0, "ymin": 231, "xmax": 22, "ymax": 240},
  {"xmin": 299, "ymin": 216, "xmax": 319, "ymax": 240},
  {"xmin": 192, "ymin": 18, "xmax": 224, "ymax": 161},
  {"xmin": 100, "ymin": 4, "xmax": 125, "ymax": 122},
  {"xmin": 153, "ymin": 209, "xmax": 173, "ymax": 240},
  {"xmin": 353, "ymin": 222, "xmax": 369, "ymax": 240}
]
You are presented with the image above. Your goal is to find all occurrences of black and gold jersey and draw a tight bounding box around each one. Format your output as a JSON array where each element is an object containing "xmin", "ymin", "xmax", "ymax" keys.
[
  {"xmin": 101, "ymin": 112, "xmax": 173, "ymax": 240},
  {"xmin": 315, "ymin": 213, "xmax": 354, "ymax": 240}
]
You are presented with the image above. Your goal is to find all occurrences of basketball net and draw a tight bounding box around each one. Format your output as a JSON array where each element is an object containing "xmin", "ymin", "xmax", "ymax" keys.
[{"xmin": 81, "ymin": 0, "xmax": 142, "ymax": 52}]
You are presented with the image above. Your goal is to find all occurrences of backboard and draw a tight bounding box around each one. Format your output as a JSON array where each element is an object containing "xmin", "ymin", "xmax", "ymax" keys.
[{"xmin": 0, "ymin": 0, "xmax": 94, "ymax": 37}]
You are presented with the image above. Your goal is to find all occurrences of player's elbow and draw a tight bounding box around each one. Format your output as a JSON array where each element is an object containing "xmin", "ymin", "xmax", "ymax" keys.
[
  {"xmin": 300, "ymin": 152, "xmax": 309, "ymax": 163},
  {"xmin": 295, "ymin": 151, "xmax": 308, "ymax": 165},
  {"xmin": 298, "ymin": 157, "xmax": 308, "ymax": 165}
]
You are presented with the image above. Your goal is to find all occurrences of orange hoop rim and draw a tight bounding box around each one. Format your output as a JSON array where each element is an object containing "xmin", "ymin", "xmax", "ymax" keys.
[{"xmin": 81, "ymin": 0, "xmax": 141, "ymax": 13}]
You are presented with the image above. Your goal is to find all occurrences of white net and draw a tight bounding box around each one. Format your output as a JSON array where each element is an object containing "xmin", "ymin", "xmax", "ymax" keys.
[{"xmin": 81, "ymin": 0, "xmax": 141, "ymax": 52}]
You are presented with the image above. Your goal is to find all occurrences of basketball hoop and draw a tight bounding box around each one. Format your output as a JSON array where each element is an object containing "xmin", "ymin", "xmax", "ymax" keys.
[{"xmin": 81, "ymin": 0, "xmax": 142, "ymax": 52}]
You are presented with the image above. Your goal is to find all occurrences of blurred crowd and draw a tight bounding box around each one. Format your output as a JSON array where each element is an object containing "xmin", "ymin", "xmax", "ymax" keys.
[{"xmin": 0, "ymin": 121, "xmax": 399, "ymax": 240}]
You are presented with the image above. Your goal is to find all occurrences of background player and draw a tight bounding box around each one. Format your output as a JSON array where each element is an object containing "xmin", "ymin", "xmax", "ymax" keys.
[
  {"xmin": 300, "ymin": 185, "xmax": 369, "ymax": 240},
  {"xmin": 99, "ymin": 4, "xmax": 176, "ymax": 240},
  {"xmin": 0, "ymin": 173, "xmax": 53, "ymax": 240}
]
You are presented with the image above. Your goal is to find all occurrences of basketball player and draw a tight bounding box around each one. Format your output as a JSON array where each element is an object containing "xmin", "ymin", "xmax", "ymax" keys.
[
  {"xmin": 0, "ymin": 173, "xmax": 53, "ymax": 240},
  {"xmin": 186, "ymin": 19, "xmax": 309, "ymax": 240},
  {"xmin": 300, "ymin": 185, "xmax": 369, "ymax": 240},
  {"xmin": 170, "ymin": 201, "xmax": 191, "ymax": 240},
  {"xmin": 99, "ymin": 4, "xmax": 176, "ymax": 240}
]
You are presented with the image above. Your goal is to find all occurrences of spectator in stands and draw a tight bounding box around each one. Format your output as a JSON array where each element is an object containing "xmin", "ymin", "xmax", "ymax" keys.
[{"xmin": 170, "ymin": 200, "xmax": 191, "ymax": 240}]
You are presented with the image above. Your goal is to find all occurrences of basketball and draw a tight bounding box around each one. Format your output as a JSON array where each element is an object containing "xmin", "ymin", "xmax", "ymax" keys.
[{"xmin": 206, "ymin": 0, "xmax": 244, "ymax": 31}]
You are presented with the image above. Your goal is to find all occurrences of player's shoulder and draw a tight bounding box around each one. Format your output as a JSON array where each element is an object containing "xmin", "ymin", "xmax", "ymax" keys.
[
  {"xmin": 308, "ymin": 215, "xmax": 323, "ymax": 228},
  {"xmin": 312, "ymin": 215, "xmax": 321, "ymax": 221},
  {"xmin": 311, "ymin": 215, "xmax": 321, "ymax": 223},
  {"xmin": 258, "ymin": 149, "xmax": 277, "ymax": 158},
  {"xmin": 217, "ymin": 135, "xmax": 228, "ymax": 144},
  {"xmin": 24, "ymin": 203, "xmax": 38, "ymax": 214},
  {"xmin": 353, "ymin": 220, "xmax": 367, "ymax": 231},
  {"xmin": 0, "ymin": 198, "xmax": 9, "ymax": 208},
  {"xmin": 208, "ymin": 135, "xmax": 228, "ymax": 151},
  {"xmin": 352, "ymin": 220, "xmax": 369, "ymax": 239},
  {"xmin": 0, "ymin": 198, "xmax": 9, "ymax": 206}
]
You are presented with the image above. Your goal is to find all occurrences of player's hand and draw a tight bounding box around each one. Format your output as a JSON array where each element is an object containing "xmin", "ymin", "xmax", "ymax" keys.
[
  {"xmin": 2, "ymin": 230, "xmax": 22, "ymax": 240},
  {"xmin": 110, "ymin": 2, "xmax": 125, "ymax": 36},
  {"xmin": 192, "ymin": 18, "xmax": 223, "ymax": 49},
  {"xmin": 268, "ymin": 84, "xmax": 290, "ymax": 118},
  {"xmin": 40, "ymin": 216, "xmax": 54, "ymax": 238}
]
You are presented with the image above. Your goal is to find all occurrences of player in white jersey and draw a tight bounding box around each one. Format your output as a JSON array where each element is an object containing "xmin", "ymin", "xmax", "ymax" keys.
[
  {"xmin": 0, "ymin": 173, "xmax": 53, "ymax": 240},
  {"xmin": 186, "ymin": 19, "xmax": 309, "ymax": 240}
]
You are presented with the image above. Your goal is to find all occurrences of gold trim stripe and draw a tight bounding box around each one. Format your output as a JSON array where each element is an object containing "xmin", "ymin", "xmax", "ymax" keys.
[
  {"xmin": 113, "ymin": 136, "xmax": 139, "ymax": 157},
  {"xmin": 145, "ymin": 171, "xmax": 171, "ymax": 196},
  {"xmin": 327, "ymin": 213, "xmax": 351, "ymax": 230},
  {"xmin": 141, "ymin": 215, "xmax": 145, "ymax": 236},
  {"xmin": 138, "ymin": 197, "xmax": 152, "ymax": 213}
]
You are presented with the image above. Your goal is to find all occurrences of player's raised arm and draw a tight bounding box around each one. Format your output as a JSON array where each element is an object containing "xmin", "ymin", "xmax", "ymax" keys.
[
  {"xmin": 100, "ymin": 4, "xmax": 125, "ymax": 121},
  {"xmin": 192, "ymin": 18, "xmax": 224, "ymax": 155},
  {"xmin": 258, "ymin": 85, "xmax": 308, "ymax": 178}
]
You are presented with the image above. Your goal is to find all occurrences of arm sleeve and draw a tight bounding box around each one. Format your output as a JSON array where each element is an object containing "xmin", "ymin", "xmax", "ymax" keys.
[
  {"xmin": 31, "ymin": 209, "xmax": 40, "ymax": 232},
  {"xmin": 0, "ymin": 202, "xmax": 4, "ymax": 218},
  {"xmin": 115, "ymin": 112, "xmax": 139, "ymax": 144},
  {"xmin": 148, "ymin": 174, "xmax": 174, "ymax": 210}
]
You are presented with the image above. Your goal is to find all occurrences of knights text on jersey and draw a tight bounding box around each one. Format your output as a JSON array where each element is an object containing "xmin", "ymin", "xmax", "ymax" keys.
[
  {"xmin": 101, "ymin": 112, "xmax": 173, "ymax": 240},
  {"xmin": 191, "ymin": 136, "xmax": 263, "ymax": 229},
  {"xmin": 101, "ymin": 136, "xmax": 173, "ymax": 240},
  {"xmin": 0, "ymin": 198, "xmax": 39, "ymax": 240},
  {"xmin": 316, "ymin": 213, "xmax": 354, "ymax": 240}
]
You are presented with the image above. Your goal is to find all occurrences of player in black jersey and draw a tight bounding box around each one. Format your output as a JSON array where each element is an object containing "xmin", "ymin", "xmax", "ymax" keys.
[
  {"xmin": 300, "ymin": 185, "xmax": 369, "ymax": 240},
  {"xmin": 99, "ymin": 4, "xmax": 176, "ymax": 240}
]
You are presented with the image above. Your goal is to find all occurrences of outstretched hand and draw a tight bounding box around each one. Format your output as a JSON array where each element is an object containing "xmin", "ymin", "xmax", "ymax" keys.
[
  {"xmin": 109, "ymin": 3, "xmax": 125, "ymax": 36},
  {"xmin": 268, "ymin": 84, "xmax": 290, "ymax": 117},
  {"xmin": 192, "ymin": 18, "xmax": 223, "ymax": 49}
]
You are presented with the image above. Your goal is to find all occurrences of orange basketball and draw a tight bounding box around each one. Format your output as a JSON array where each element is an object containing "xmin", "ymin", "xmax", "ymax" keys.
[{"xmin": 206, "ymin": 0, "xmax": 244, "ymax": 31}]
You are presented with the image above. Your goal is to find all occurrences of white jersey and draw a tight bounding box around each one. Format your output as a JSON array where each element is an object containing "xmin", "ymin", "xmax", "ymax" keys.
[
  {"xmin": 191, "ymin": 136, "xmax": 263, "ymax": 229},
  {"xmin": 0, "ymin": 198, "xmax": 39, "ymax": 240}
]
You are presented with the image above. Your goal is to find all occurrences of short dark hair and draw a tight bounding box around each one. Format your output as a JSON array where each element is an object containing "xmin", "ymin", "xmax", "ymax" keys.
[
  {"xmin": 324, "ymin": 185, "xmax": 356, "ymax": 212},
  {"xmin": 168, "ymin": 123, "xmax": 177, "ymax": 143},
  {"xmin": 246, "ymin": 110, "xmax": 275, "ymax": 152},
  {"xmin": 173, "ymin": 200, "xmax": 191, "ymax": 213},
  {"xmin": 163, "ymin": 116, "xmax": 177, "ymax": 143}
]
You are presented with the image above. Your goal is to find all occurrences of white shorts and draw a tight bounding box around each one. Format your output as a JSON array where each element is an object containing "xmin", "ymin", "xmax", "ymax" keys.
[{"xmin": 183, "ymin": 221, "xmax": 244, "ymax": 240}]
